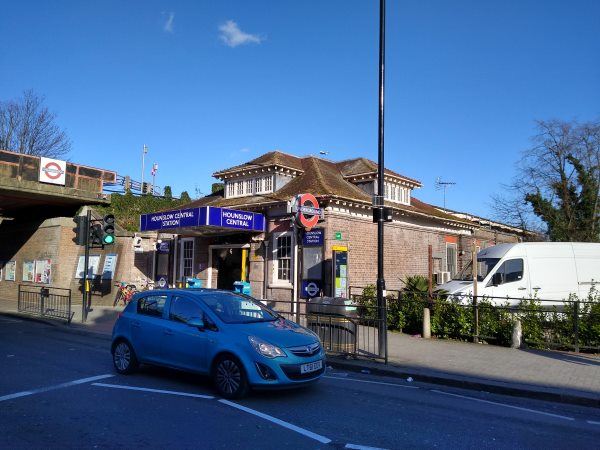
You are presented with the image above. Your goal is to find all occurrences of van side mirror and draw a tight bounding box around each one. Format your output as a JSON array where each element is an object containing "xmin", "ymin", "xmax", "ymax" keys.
[
  {"xmin": 187, "ymin": 317, "xmax": 205, "ymax": 330},
  {"xmin": 491, "ymin": 272, "xmax": 503, "ymax": 286}
]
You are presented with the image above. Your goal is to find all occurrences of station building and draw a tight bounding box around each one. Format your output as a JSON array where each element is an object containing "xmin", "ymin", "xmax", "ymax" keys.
[{"xmin": 141, "ymin": 151, "xmax": 526, "ymax": 301}]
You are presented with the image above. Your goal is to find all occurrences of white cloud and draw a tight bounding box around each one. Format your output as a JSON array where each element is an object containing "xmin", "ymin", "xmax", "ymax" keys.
[
  {"xmin": 240, "ymin": 147, "xmax": 250, "ymax": 153},
  {"xmin": 219, "ymin": 20, "xmax": 263, "ymax": 47},
  {"xmin": 163, "ymin": 12, "xmax": 175, "ymax": 33}
]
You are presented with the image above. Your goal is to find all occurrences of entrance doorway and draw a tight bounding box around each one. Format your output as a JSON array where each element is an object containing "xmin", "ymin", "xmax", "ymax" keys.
[{"xmin": 208, "ymin": 245, "xmax": 250, "ymax": 290}]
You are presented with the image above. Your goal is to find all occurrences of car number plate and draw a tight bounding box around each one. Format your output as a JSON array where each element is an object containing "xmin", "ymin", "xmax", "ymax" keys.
[{"xmin": 300, "ymin": 360, "xmax": 323, "ymax": 374}]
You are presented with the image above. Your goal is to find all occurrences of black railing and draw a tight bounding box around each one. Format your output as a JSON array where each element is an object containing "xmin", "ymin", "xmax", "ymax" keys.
[
  {"xmin": 18, "ymin": 284, "xmax": 73, "ymax": 323},
  {"xmin": 351, "ymin": 288, "xmax": 600, "ymax": 354},
  {"xmin": 262, "ymin": 299, "xmax": 387, "ymax": 361}
]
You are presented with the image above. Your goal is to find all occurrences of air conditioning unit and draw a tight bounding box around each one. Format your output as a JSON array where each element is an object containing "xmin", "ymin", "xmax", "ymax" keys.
[{"xmin": 436, "ymin": 271, "xmax": 451, "ymax": 284}]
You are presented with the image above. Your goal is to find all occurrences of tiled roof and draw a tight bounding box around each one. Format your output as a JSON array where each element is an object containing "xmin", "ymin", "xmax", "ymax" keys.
[
  {"xmin": 180, "ymin": 155, "xmax": 471, "ymax": 226},
  {"xmin": 337, "ymin": 157, "xmax": 422, "ymax": 187},
  {"xmin": 213, "ymin": 151, "xmax": 304, "ymax": 177}
]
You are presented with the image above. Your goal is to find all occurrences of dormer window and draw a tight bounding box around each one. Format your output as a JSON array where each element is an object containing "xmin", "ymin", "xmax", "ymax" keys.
[
  {"xmin": 224, "ymin": 175, "xmax": 274, "ymax": 199},
  {"xmin": 384, "ymin": 181, "xmax": 410, "ymax": 205}
]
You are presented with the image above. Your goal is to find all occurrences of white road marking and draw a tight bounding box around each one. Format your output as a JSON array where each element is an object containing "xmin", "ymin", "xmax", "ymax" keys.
[
  {"xmin": 431, "ymin": 389, "xmax": 575, "ymax": 421},
  {"xmin": 219, "ymin": 399, "xmax": 332, "ymax": 444},
  {"xmin": 0, "ymin": 374, "xmax": 114, "ymax": 402},
  {"xmin": 92, "ymin": 383, "xmax": 214, "ymax": 399},
  {"xmin": 345, "ymin": 444, "xmax": 388, "ymax": 450},
  {"xmin": 587, "ymin": 420, "xmax": 600, "ymax": 425},
  {"xmin": 323, "ymin": 375, "xmax": 418, "ymax": 389}
]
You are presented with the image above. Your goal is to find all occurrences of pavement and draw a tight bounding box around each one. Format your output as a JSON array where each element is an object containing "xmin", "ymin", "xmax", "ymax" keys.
[
  {"xmin": 1, "ymin": 317, "xmax": 600, "ymax": 449},
  {"xmin": 1, "ymin": 297, "xmax": 599, "ymax": 408}
]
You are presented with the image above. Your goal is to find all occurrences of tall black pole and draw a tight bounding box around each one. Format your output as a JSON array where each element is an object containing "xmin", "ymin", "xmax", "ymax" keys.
[
  {"xmin": 82, "ymin": 209, "xmax": 91, "ymax": 323},
  {"xmin": 376, "ymin": 0, "xmax": 387, "ymax": 363}
]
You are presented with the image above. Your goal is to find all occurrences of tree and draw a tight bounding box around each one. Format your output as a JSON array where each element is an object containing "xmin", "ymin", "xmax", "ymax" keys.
[
  {"xmin": 0, "ymin": 90, "xmax": 71, "ymax": 158},
  {"xmin": 211, "ymin": 182, "xmax": 224, "ymax": 193},
  {"xmin": 493, "ymin": 120, "xmax": 600, "ymax": 242},
  {"xmin": 180, "ymin": 191, "xmax": 191, "ymax": 203},
  {"xmin": 163, "ymin": 185, "xmax": 173, "ymax": 199}
]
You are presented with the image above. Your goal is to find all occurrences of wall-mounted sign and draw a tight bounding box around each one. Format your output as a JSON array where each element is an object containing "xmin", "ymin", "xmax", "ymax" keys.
[
  {"xmin": 302, "ymin": 228, "xmax": 324, "ymax": 247},
  {"xmin": 334, "ymin": 231, "xmax": 342, "ymax": 240},
  {"xmin": 101, "ymin": 254, "xmax": 118, "ymax": 280},
  {"xmin": 140, "ymin": 206, "xmax": 265, "ymax": 233},
  {"xmin": 333, "ymin": 248, "xmax": 348, "ymax": 298},
  {"xmin": 156, "ymin": 241, "xmax": 170, "ymax": 253},
  {"xmin": 34, "ymin": 259, "xmax": 52, "ymax": 284},
  {"xmin": 292, "ymin": 193, "xmax": 323, "ymax": 230},
  {"xmin": 301, "ymin": 280, "xmax": 322, "ymax": 298},
  {"xmin": 39, "ymin": 157, "xmax": 67, "ymax": 185},
  {"xmin": 22, "ymin": 261, "xmax": 35, "ymax": 282},
  {"xmin": 75, "ymin": 255, "xmax": 101, "ymax": 278},
  {"xmin": 5, "ymin": 261, "xmax": 16, "ymax": 281}
]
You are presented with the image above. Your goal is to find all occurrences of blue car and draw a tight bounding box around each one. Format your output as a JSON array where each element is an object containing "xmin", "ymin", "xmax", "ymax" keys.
[{"xmin": 111, "ymin": 289, "xmax": 325, "ymax": 398}]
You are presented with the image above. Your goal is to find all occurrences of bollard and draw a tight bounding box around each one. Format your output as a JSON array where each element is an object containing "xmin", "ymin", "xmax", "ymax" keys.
[
  {"xmin": 422, "ymin": 307, "xmax": 431, "ymax": 339},
  {"xmin": 511, "ymin": 318, "xmax": 522, "ymax": 349}
]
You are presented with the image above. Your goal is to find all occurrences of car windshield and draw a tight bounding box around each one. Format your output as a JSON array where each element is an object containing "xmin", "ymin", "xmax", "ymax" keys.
[
  {"xmin": 453, "ymin": 258, "xmax": 500, "ymax": 282},
  {"xmin": 198, "ymin": 291, "xmax": 279, "ymax": 324}
]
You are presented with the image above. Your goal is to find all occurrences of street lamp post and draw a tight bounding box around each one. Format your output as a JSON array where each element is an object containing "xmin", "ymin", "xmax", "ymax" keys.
[
  {"xmin": 376, "ymin": 0, "xmax": 388, "ymax": 363},
  {"xmin": 141, "ymin": 144, "xmax": 148, "ymax": 186}
]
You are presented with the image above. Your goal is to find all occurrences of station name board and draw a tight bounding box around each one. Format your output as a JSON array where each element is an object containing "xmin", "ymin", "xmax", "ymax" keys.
[{"xmin": 140, "ymin": 206, "xmax": 265, "ymax": 233}]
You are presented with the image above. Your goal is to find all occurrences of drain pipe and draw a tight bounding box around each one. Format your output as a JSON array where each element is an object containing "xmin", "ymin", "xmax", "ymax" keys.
[{"xmin": 262, "ymin": 240, "xmax": 269, "ymax": 300}]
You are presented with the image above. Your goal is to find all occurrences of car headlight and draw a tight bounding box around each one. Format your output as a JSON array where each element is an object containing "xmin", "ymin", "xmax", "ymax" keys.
[{"xmin": 248, "ymin": 336, "xmax": 286, "ymax": 358}]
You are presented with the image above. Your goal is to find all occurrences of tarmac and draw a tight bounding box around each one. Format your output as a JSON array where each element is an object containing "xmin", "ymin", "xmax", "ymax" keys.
[{"xmin": 1, "ymin": 297, "xmax": 598, "ymax": 408}]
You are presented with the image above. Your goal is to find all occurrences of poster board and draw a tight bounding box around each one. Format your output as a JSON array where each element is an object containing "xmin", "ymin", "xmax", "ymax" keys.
[
  {"xmin": 5, "ymin": 261, "xmax": 16, "ymax": 281},
  {"xmin": 22, "ymin": 261, "xmax": 35, "ymax": 282},
  {"xmin": 75, "ymin": 255, "xmax": 101, "ymax": 279},
  {"xmin": 101, "ymin": 254, "xmax": 118, "ymax": 280},
  {"xmin": 34, "ymin": 259, "xmax": 52, "ymax": 284}
]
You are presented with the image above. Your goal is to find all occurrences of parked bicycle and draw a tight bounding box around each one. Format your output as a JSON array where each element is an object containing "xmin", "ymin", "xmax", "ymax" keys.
[{"xmin": 113, "ymin": 282, "xmax": 137, "ymax": 307}]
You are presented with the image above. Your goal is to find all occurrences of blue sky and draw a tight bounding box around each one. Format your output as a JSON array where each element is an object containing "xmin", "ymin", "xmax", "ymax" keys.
[{"xmin": 1, "ymin": 0, "xmax": 599, "ymax": 218}]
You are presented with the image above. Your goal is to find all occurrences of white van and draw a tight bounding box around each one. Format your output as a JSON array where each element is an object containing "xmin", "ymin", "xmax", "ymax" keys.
[{"xmin": 440, "ymin": 242, "xmax": 600, "ymax": 305}]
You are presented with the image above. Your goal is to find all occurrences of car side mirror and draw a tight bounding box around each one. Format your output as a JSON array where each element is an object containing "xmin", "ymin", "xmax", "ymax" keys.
[
  {"xmin": 491, "ymin": 272, "xmax": 503, "ymax": 286},
  {"xmin": 187, "ymin": 317, "xmax": 205, "ymax": 330}
]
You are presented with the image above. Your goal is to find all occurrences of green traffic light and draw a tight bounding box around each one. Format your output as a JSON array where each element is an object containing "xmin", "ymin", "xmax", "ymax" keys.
[{"xmin": 103, "ymin": 234, "xmax": 115, "ymax": 245}]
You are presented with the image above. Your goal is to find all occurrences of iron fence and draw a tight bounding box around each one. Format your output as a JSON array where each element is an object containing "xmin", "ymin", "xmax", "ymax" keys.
[
  {"xmin": 350, "ymin": 287, "xmax": 600, "ymax": 353},
  {"xmin": 18, "ymin": 284, "xmax": 73, "ymax": 323},
  {"xmin": 262, "ymin": 299, "xmax": 387, "ymax": 361}
]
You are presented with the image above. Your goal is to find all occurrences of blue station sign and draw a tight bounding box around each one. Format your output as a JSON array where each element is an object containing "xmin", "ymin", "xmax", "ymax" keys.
[{"xmin": 140, "ymin": 206, "xmax": 265, "ymax": 233}]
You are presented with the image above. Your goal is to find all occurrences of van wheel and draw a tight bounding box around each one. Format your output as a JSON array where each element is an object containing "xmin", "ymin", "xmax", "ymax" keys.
[
  {"xmin": 213, "ymin": 355, "xmax": 249, "ymax": 399},
  {"xmin": 112, "ymin": 340, "xmax": 139, "ymax": 374}
]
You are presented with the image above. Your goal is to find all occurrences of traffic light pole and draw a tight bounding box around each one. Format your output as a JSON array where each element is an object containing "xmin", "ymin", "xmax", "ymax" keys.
[
  {"xmin": 376, "ymin": 0, "xmax": 388, "ymax": 363},
  {"xmin": 82, "ymin": 209, "xmax": 91, "ymax": 323}
]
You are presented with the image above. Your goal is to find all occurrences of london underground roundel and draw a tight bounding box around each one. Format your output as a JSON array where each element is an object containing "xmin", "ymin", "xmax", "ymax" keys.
[{"xmin": 296, "ymin": 193, "xmax": 321, "ymax": 230}]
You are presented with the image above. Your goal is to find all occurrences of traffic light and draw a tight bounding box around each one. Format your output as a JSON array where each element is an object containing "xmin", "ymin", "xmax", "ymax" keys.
[
  {"xmin": 73, "ymin": 215, "xmax": 89, "ymax": 246},
  {"xmin": 102, "ymin": 214, "xmax": 115, "ymax": 245},
  {"xmin": 141, "ymin": 182, "xmax": 151, "ymax": 195},
  {"xmin": 90, "ymin": 223, "xmax": 103, "ymax": 246}
]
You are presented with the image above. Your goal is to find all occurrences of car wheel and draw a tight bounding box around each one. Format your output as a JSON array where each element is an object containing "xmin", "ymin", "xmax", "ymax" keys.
[
  {"xmin": 213, "ymin": 355, "xmax": 249, "ymax": 399},
  {"xmin": 112, "ymin": 340, "xmax": 139, "ymax": 374}
]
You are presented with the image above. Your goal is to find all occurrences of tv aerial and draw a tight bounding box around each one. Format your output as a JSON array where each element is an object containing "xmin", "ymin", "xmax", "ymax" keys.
[{"xmin": 435, "ymin": 177, "xmax": 456, "ymax": 210}]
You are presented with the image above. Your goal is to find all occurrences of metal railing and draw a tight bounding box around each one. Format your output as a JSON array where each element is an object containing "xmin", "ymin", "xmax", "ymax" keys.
[
  {"xmin": 351, "ymin": 288, "xmax": 600, "ymax": 353},
  {"xmin": 262, "ymin": 299, "xmax": 387, "ymax": 361},
  {"xmin": 18, "ymin": 284, "xmax": 73, "ymax": 323}
]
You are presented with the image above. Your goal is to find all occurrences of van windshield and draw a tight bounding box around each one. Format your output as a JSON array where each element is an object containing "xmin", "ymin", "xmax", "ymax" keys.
[{"xmin": 453, "ymin": 258, "xmax": 500, "ymax": 282}]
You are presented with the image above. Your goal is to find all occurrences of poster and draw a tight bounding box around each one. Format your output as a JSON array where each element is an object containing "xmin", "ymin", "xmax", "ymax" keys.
[
  {"xmin": 34, "ymin": 259, "xmax": 52, "ymax": 284},
  {"xmin": 75, "ymin": 255, "xmax": 101, "ymax": 278},
  {"xmin": 5, "ymin": 261, "xmax": 16, "ymax": 281},
  {"xmin": 101, "ymin": 254, "xmax": 118, "ymax": 280},
  {"xmin": 22, "ymin": 261, "xmax": 35, "ymax": 282}
]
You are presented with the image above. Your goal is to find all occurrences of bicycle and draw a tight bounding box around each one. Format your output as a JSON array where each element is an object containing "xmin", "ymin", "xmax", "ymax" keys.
[{"xmin": 113, "ymin": 282, "xmax": 137, "ymax": 307}]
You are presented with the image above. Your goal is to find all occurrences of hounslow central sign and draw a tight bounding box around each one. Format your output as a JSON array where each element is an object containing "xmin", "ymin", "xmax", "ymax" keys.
[{"xmin": 140, "ymin": 206, "xmax": 265, "ymax": 232}]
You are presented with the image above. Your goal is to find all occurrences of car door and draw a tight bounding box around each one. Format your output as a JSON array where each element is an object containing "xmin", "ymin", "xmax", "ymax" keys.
[
  {"xmin": 130, "ymin": 294, "xmax": 169, "ymax": 363},
  {"xmin": 487, "ymin": 258, "xmax": 529, "ymax": 304},
  {"xmin": 162, "ymin": 295, "xmax": 212, "ymax": 373}
]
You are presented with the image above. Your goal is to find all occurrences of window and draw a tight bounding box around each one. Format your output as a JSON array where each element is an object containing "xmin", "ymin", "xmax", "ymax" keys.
[
  {"xmin": 137, "ymin": 295, "xmax": 167, "ymax": 317},
  {"xmin": 200, "ymin": 291, "xmax": 278, "ymax": 324},
  {"xmin": 226, "ymin": 182, "xmax": 234, "ymax": 198},
  {"xmin": 169, "ymin": 296, "xmax": 204, "ymax": 323},
  {"xmin": 446, "ymin": 243, "xmax": 457, "ymax": 277},
  {"xmin": 264, "ymin": 175, "xmax": 272, "ymax": 192},
  {"xmin": 236, "ymin": 180, "xmax": 244, "ymax": 196},
  {"xmin": 274, "ymin": 233, "xmax": 292, "ymax": 282},
  {"xmin": 254, "ymin": 177, "xmax": 261, "ymax": 193},
  {"xmin": 245, "ymin": 179, "xmax": 253, "ymax": 195},
  {"xmin": 181, "ymin": 239, "xmax": 194, "ymax": 278},
  {"xmin": 493, "ymin": 259, "xmax": 524, "ymax": 285}
]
